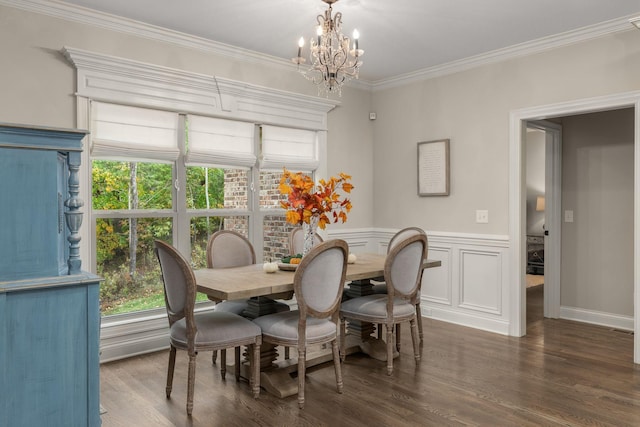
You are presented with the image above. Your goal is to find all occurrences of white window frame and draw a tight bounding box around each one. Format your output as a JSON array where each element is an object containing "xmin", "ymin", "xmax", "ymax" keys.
[{"xmin": 65, "ymin": 47, "xmax": 336, "ymax": 361}]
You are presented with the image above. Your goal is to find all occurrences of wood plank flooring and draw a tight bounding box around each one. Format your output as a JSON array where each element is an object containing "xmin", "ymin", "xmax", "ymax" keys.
[{"xmin": 99, "ymin": 287, "xmax": 640, "ymax": 426}]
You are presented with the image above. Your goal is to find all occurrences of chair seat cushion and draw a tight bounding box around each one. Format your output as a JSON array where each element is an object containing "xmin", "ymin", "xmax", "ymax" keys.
[
  {"xmin": 340, "ymin": 294, "xmax": 415, "ymax": 320},
  {"xmin": 253, "ymin": 310, "xmax": 336, "ymax": 343},
  {"xmin": 170, "ymin": 311, "xmax": 261, "ymax": 348}
]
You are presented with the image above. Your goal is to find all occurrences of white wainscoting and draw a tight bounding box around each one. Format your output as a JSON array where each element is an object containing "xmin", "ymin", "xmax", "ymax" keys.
[{"xmin": 331, "ymin": 228, "xmax": 512, "ymax": 335}]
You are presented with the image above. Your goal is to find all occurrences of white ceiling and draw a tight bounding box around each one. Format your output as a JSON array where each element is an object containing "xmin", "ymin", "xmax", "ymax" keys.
[{"xmin": 52, "ymin": 0, "xmax": 640, "ymax": 82}]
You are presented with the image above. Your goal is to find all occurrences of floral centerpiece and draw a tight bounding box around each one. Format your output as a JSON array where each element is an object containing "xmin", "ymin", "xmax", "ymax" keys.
[{"xmin": 279, "ymin": 168, "xmax": 353, "ymax": 256}]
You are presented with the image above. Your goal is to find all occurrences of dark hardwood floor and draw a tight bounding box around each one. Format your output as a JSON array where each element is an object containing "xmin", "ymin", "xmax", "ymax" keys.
[{"xmin": 100, "ymin": 287, "xmax": 640, "ymax": 426}]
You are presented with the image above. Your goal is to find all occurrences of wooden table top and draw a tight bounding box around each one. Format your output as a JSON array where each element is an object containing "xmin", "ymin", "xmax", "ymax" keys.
[{"xmin": 194, "ymin": 253, "xmax": 441, "ymax": 301}]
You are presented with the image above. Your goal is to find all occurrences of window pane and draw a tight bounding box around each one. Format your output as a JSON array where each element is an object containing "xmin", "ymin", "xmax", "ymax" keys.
[
  {"xmin": 97, "ymin": 217, "xmax": 172, "ymax": 316},
  {"xmin": 190, "ymin": 216, "xmax": 250, "ymax": 269},
  {"xmin": 92, "ymin": 160, "xmax": 172, "ymax": 210},
  {"xmin": 186, "ymin": 166, "xmax": 248, "ymax": 210},
  {"xmin": 263, "ymin": 214, "xmax": 295, "ymax": 262},
  {"xmin": 259, "ymin": 170, "xmax": 286, "ymax": 209}
]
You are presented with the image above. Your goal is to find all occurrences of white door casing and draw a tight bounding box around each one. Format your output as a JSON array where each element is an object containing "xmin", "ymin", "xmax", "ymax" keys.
[{"xmin": 509, "ymin": 91, "xmax": 640, "ymax": 364}]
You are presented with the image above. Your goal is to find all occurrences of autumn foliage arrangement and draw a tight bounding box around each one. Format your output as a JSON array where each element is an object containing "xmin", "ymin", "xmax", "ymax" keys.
[{"xmin": 278, "ymin": 168, "xmax": 354, "ymax": 229}]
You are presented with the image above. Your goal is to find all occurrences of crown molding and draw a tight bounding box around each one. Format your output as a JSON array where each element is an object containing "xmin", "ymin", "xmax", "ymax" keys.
[
  {"xmin": 371, "ymin": 15, "xmax": 638, "ymax": 91},
  {"xmin": 1, "ymin": 0, "xmax": 636, "ymax": 93}
]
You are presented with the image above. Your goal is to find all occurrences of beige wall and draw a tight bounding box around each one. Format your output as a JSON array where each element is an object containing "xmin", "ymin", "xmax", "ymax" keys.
[
  {"xmin": 370, "ymin": 30, "xmax": 640, "ymax": 235},
  {"xmin": 560, "ymin": 109, "xmax": 634, "ymax": 316},
  {"xmin": 0, "ymin": 4, "xmax": 374, "ymax": 229}
]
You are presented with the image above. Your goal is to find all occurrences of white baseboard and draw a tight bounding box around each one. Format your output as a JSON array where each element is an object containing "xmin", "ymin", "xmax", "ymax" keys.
[
  {"xmin": 560, "ymin": 306, "xmax": 634, "ymax": 331},
  {"xmin": 423, "ymin": 305, "xmax": 511, "ymax": 335}
]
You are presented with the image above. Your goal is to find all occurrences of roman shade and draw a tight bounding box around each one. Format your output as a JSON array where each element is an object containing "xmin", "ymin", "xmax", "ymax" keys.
[
  {"xmin": 90, "ymin": 102, "xmax": 179, "ymax": 162},
  {"xmin": 186, "ymin": 115, "xmax": 256, "ymax": 168},
  {"xmin": 260, "ymin": 125, "xmax": 319, "ymax": 171}
]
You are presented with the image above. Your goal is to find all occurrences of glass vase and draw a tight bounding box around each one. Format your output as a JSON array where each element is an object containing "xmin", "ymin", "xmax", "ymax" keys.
[{"xmin": 302, "ymin": 215, "xmax": 319, "ymax": 257}]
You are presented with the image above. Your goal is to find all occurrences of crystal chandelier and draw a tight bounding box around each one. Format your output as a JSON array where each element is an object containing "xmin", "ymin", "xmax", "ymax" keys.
[{"xmin": 292, "ymin": 0, "xmax": 364, "ymax": 97}]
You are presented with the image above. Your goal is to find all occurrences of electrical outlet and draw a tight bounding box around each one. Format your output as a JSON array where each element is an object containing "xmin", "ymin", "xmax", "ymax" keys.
[{"xmin": 476, "ymin": 210, "xmax": 489, "ymax": 223}]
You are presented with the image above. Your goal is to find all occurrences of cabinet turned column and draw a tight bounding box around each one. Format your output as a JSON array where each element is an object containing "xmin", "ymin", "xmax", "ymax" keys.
[{"xmin": 65, "ymin": 151, "xmax": 84, "ymax": 274}]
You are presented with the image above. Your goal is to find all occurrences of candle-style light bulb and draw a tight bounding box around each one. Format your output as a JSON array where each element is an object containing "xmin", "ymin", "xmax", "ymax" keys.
[
  {"xmin": 297, "ymin": 37, "xmax": 304, "ymax": 58},
  {"xmin": 316, "ymin": 25, "xmax": 323, "ymax": 46},
  {"xmin": 353, "ymin": 29, "xmax": 360, "ymax": 51}
]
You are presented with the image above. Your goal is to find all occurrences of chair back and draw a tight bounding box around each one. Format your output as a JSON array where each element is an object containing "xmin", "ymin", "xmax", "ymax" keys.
[
  {"xmin": 384, "ymin": 233, "xmax": 427, "ymax": 300},
  {"xmin": 294, "ymin": 239, "xmax": 348, "ymax": 321},
  {"xmin": 289, "ymin": 226, "xmax": 324, "ymax": 255},
  {"xmin": 206, "ymin": 230, "xmax": 256, "ymax": 268},
  {"xmin": 154, "ymin": 240, "xmax": 196, "ymax": 332},
  {"xmin": 388, "ymin": 226, "xmax": 426, "ymax": 253}
]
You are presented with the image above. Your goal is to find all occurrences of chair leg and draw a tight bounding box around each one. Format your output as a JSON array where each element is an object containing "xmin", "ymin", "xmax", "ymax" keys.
[
  {"xmin": 396, "ymin": 324, "xmax": 401, "ymax": 352},
  {"xmin": 252, "ymin": 340, "xmax": 261, "ymax": 398},
  {"xmin": 220, "ymin": 349, "xmax": 227, "ymax": 380},
  {"xmin": 339, "ymin": 317, "xmax": 347, "ymax": 362},
  {"xmin": 331, "ymin": 339, "xmax": 343, "ymax": 394},
  {"xmin": 187, "ymin": 353, "xmax": 196, "ymax": 416},
  {"xmin": 166, "ymin": 345, "xmax": 176, "ymax": 398},
  {"xmin": 212, "ymin": 350, "xmax": 217, "ymax": 365},
  {"xmin": 235, "ymin": 347, "xmax": 241, "ymax": 381},
  {"xmin": 386, "ymin": 324, "xmax": 394, "ymax": 376},
  {"xmin": 284, "ymin": 347, "xmax": 290, "ymax": 360},
  {"xmin": 416, "ymin": 303, "xmax": 424, "ymax": 343},
  {"xmin": 297, "ymin": 347, "xmax": 306, "ymax": 409},
  {"xmin": 410, "ymin": 318, "xmax": 421, "ymax": 363}
]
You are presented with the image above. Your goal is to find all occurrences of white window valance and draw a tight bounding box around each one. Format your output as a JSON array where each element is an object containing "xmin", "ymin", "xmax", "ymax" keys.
[
  {"xmin": 186, "ymin": 115, "xmax": 256, "ymax": 168},
  {"xmin": 260, "ymin": 125, "xmax": 319, "ymax": 171},
  {"xmin": 90, "ymin": 102, "xmax": 180, "ymax": 163}
]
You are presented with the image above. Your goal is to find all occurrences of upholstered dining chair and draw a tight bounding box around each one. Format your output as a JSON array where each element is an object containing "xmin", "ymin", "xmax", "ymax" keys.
[
  {"xmin": 154, "ymin": 240, "xmax": 262, "ymax": 416},
  {"xmin": 253, "ymin": 239, "xmax": 349, "ymax": 409},
  {"xmin": 372, "ymin": 227, "xmax": 427, "ymax": 344},
  {"xmin": 289, "ymin": 226, "xmax": 324, "ymax": 255},
  {"xmin": 206, "ymin": 230, "xmax": 256, "ymax": 314},
  {"xmin": 206, "ymin": 230, "xmax": 289, "ymax": 363},
  {"xmin": 340, "ymin": 233, "xmax": 427, "ymax": 376}
]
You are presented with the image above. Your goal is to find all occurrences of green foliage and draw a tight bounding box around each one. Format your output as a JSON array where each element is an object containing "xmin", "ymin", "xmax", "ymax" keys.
[
  {"xmin": 92, "ymin": 160, "xmax": 232, "ymax": 316},
  {"xmin": 186, "ymin": 166, "xmax": 225, "ymax": 209},
  {"xmin": 92, "ymin": 160, "xmax": 172, "ymax": 210}
]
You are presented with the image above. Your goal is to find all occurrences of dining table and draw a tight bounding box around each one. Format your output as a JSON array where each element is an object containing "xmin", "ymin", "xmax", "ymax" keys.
[{"xmin": 194, "ymin": 253, "xmax": 441, "ymax": 398}]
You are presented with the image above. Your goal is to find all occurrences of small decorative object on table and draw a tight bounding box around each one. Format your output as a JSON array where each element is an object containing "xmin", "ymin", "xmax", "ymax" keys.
[
  {"xmin": 279, "ymin": 168, "xmax": 354, "ymax": 257},
  {"xmin": 263, "ymin": 261, "xmax": 279, "ymax": 273}
]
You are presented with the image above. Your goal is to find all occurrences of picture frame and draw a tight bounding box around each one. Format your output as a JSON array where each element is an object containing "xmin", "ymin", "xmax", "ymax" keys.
[{"xmin": 417, "ymin": 139, "xmax": 449, "ymax": 196}]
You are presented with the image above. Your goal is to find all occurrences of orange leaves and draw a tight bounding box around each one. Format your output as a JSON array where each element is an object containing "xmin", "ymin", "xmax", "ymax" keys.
[{"xmin": 279, "ymin": 168, "xmax": 354, "ymax": 229}]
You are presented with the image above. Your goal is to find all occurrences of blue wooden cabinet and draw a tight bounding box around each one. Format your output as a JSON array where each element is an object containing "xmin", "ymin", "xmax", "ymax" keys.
[{"xmin": 0, "ymin": 123, "xmax": 102, "ymax": 427}]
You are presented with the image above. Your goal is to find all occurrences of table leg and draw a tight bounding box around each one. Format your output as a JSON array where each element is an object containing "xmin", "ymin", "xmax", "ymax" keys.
[{"xmin": 343, "ymin": 279, "xmax": 399, "ymax": 361}]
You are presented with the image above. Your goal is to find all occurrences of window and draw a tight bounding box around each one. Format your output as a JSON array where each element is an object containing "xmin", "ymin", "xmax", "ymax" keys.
[
  {"xmin": 89, "ymin": 103, "xmax": 321, "ymax": 317},
  {"xmin": 90, "ymin": 103, "xmax": 179, "ymax": 316}
]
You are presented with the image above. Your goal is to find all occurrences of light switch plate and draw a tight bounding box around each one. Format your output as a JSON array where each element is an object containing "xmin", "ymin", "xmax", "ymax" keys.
[
  {"xmin": 565, "ymin": 210, "xmax": 574, "ymax": 223},
  {"xmin": 476, "ymin": 210, "xmax": 489, "ymax": 223}
]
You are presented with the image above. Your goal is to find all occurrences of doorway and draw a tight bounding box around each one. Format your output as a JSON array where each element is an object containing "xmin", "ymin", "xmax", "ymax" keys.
[
  {"xmin": 509, "ymin": 93, "xmax": 640, "ymax": 363},
  {"xmin": 524, "ymin": 120, "xmax": 562, "ymax": 325},
  {"xmin": 525, "ymin": 126, "xmax": 546, "ymax": 327}
]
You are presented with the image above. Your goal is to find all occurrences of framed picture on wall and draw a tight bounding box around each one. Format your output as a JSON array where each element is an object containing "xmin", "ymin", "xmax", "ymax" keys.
[{"xmin": 417, "ymin": 139, "xmax": 449, "ymax": 196}]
